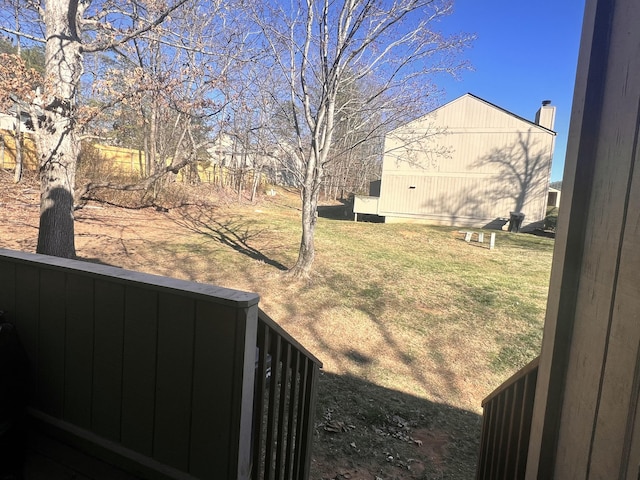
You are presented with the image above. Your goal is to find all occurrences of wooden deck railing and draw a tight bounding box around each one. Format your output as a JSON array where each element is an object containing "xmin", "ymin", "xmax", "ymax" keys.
[
  {"xmin": 0, "ymin": 248, "xmax": 321, "ymax": 480},
  {"xmin": 252, "ymin": 310, "xmax": 321, "ymax": 480},
  {"xmin": 476, "ymin": 356, "xmax": 539, "ymax": 480}
]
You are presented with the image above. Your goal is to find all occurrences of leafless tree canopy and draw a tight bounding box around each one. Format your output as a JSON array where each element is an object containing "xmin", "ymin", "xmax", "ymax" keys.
[
  {"xmin": 251, "ymin": 0, "xmax": 474, "ymax": 276},
  {"xmin": 0, "ymin": 0, "xmax": 473, "ymax": 273}
]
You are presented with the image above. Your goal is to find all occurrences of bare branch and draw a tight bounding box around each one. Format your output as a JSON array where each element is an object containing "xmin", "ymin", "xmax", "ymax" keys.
[
  {"xmin": 0, "ymin": 25, "xmax": 45, "ymax": 43},
  {"xmin": 81, "ymin": 0, "xmax": 191, "ymax": 53}
]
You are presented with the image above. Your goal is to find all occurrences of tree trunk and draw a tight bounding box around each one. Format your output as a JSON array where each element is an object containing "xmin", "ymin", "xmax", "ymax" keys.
[
  {"xmin": 251, "ymin": 166, "xmax": 262, "ymax": 203},
  {"xmin": 13, "ymin": 118, "xmax": 22, "ymax": 183},
  {"xmin": 35, "ymin": 0, "xmax": 83, "ymax": 258},
  {"xmin": 288, "ymin": 184, "xmax": 318, "ymax": 278},
  {"xmin": 150, "ymin": 97, "xmax": 159, "ymax": 175}
]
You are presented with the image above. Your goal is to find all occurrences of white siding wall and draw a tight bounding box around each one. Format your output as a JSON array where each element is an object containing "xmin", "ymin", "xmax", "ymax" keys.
[{"xmin": 379, "ymin": 95, "xmax": 555, "ymax": 227}]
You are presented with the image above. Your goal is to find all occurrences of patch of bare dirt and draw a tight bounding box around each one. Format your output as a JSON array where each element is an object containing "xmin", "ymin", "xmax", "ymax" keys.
[{"xmin": 0, "ymin": 173, "xmax": 185, "ymax": 268}]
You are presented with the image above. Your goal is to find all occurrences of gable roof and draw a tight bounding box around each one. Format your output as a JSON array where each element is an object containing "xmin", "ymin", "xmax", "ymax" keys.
[
  {"xmin": 390, "ymin": 93, "xmax": 557, "ymax": 135},
  {"xmin": 463, "ymin": 93, "xmax": 556, "ymax": 134}
]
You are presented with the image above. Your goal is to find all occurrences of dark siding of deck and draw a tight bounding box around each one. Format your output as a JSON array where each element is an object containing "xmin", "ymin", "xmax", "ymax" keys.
[
  {"xmin": 153, "ymin": 293, "xmax": 195, "ymax": 471},
  {"xmin": 92, "ymin": 280, "xmax": 125, "ymax": 442},
  {"xmin": 64, "ymin": 274, "xmax": 94, "ymax": 430},
  {"xmin": 0, "ymin": 250, "xmax": 260, "ymax": 479}
]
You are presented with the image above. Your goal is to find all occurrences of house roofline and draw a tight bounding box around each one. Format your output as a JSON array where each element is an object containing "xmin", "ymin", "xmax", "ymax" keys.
[
  {"xmin": 388, "ymin": 92, "xmax": 557, "ymax": 136},
  {"xmin": 463, "ymin": 93, "xmax": 557, "ymax": 135}
]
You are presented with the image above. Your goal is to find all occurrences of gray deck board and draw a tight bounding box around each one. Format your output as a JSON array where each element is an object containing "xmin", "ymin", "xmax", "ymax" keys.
[{"xmin": 25, "ymin": 429, "xmax": 142, "ymax": 480}]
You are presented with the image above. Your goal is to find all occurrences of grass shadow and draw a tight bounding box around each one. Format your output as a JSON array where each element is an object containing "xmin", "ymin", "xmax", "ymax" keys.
[{"xmin": 172, "ymin": 204, "xmax": 289, "ymax": 271}]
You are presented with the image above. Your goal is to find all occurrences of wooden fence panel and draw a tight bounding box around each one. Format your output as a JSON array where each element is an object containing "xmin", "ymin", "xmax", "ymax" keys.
[
  {"xmin": 92, "ymin": 280, "xmax": 125, "ymax": 442},
  {"xmin": 64, "ymin": 274, "xmax": 95, "ymax": 429},
  {"xmin": 153, "ymin": 293, "xmax": 195, "ymax": 471},
  {"xmin": 0, "ymin": 260, "xmax": 16, "ymax": 315},
  {"xmin": 37, "ymin": 269, "xmax": 66, "ymax": 418},
  {"xmin": 13, "ymin": 264, "xmax": 39, "ymax": 398},
  {"xmin": 189, "ymin": 301, "xmax": 237, "ymax": 478},
  {"xmin": 121, "ymin": 285, "xmax": 158, "ymax": 456}
]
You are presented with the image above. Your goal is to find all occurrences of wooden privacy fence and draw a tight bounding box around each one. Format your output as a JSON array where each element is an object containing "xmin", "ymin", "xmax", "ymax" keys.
[
  {"xmin": 0, "ymin": 130, "xmax": 38, "ymax": 171},
  {"xmin": 0, "ymin": 134, "xmax": 266, "ymax": 188},
  {"xmin": 476, "ymin": 356, "xmax": 539, "ymax": 480},
  {"xmin": 0, "ymin": 248, "xmax": 321, "ymax": 480}
]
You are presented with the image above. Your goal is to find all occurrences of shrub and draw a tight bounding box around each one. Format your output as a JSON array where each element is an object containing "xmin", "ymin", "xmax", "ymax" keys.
[{"xmin": 544, "ymin": 206, "xmax": 558, "ymax": 231}]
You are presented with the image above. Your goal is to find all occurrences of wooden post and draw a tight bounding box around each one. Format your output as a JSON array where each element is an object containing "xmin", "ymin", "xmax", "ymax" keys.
[
  {"xmin": 489, "ymin": 233, "xmax": 495, "ymax": 250},
  {"xmin": 526, "ymin": 0, "xmax": 640, "ymax": 477},
  {"xmin": 478, "ymin": 232, "xmax": 485, "ymax": 243}
]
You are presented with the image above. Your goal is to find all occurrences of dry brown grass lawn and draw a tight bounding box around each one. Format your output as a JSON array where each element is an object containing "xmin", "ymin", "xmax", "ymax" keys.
[{"xmin": 0, "ymin": 171, "xmax": 554, "ymax": 479}]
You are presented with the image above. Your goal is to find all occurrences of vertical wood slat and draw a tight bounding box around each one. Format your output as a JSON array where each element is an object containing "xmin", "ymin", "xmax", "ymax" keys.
[
  {"xmin": 38, "ymin": 269, "xmax": 66, "ymax": 417},
  {"xmin": 507, "ymin": 377, "xmax": 525, "ymax": 478},
  {"xmin": 527, "ymin": 2, "xmax": 640, "ymax": 478},
  {"xmin": 477, "ymin": 358, "xmax": 539, "ymax": 480},
  {"xmin": 0, "ymin": 260, "xmax": 16, "ymax": 317},
  {"xmin": 275, "ymin": 342, "xmax": 291, "ymax": 476},
  {"xmin": 252, "ymin": 322, "xmax": 270, "ymax": 479},
  {"xmin": 482, "ymin": 393, "xmax": 497, "ymax": 479},
  {"xmin": 492, "ymin": 390, "xmax": 504, "ymax": 479},
  {"xmin": 234, "ymin": 304, "xmax": 260, "ymax": 480},
  {"xmin": 476, "ymin": 393, "xmax": 491, "ymax": 479},
  {"xmin": 503, "ymin": 383, "xmax": 518, "ymax": 478},
  {"xmin": 496, "ymin": 387, "xmax": 512, "ymax": 479},
  {"xmin": 14, "ymin": 264, "xmax": 40, "ymax": 401},
  {"xmin": 487, "ymin": 391, "xmax": 499, "ymax": 479},
  {"xmin": 265, "ymin": 334, "xmax": 282, "ymax": 480},
  {"xmin": 189, "ymin": 301, "xmax": 237, "ymax": 478},
  {"xmin": 293, "ymin": 358, "xmax": 310, "ymax": 479},
  {"xmin": 589, "ymin": 98, "xmax": 640, "ymax": 478},
  {"xmin": 499, "ymin": 383, "xmax": 512, "ymax": 478},
  {"xmin": 299, "ymin": 358, "xmax": 320, "ymax": 479},
  {"xmin": 490, "ymin": 393, "xmax": 502, "ymax": 478},
  {"xmin": 153, "ymin": 294, "xmax": 195, "ymax": 471},
  {"xmin": 92, "ymin": 280, "xmax": 125, "ymax": 442},
  {"xmin": 284, "ymin": 350, "xmax": 301, "ymax": 480},
  {"xmin": 517, "ymin": 368, "xmax": 537, "ymax": 478},
  {"xmin": 618, "ymin": 164, "xmax": 640, "ymax": 479},
  {"xmin": 64, "ymin": 274, "xmax": 94, "ymax": 429},
  {"xmin": 120, "ymin": 286, "xmax": 158, "ymax": 456}
]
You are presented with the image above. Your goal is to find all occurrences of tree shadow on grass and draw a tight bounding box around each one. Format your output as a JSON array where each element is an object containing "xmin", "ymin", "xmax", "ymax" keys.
[
  {"xmin": 312, "ymin": 371, "xmax": 481, "ymax": 480},
  {"xmin": 266, "ymin": 279, "xmax": 484, "ymax": 479},
  {"xmin": 172, "ymin": 205, "xmax": 289, "ymax": 271}
]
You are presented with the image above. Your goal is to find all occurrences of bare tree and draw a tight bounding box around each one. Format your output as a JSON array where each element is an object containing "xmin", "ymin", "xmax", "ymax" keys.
[
  {"xmin": 0, "ymin": 50, "xmax": 42, "ymax": 183},
  {"xmin": 0, "ymin": 34, "xmax": 43, "ymax": 184},
  {"xmin": 89, "ymin": 7, "xmax": 239, "ymax": 189},
  {"xmin": 254, "ymin": 0, "xmax": 473, "ymax": 277},
  {"xmin": 0, "ymin": 0, "xmax": 190, "ymax": 258},
  {"xmin": 323, "ymin": 75, "xmax": 386, "ymax": 200}
]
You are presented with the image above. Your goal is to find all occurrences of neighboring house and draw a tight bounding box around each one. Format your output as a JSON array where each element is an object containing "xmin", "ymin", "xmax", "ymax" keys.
[
  {"xmin": 207, "ymin": 132, "xmax": 299, "ymax": 186},
  {"xmin": 0, "ymin": 108, "xmax": 38, "ymax": 171},
  {"xmin": 0, "ymin": 110, "xmax": 32, "ymax": 132},
  {"xmin": 353, "ymin": 93, "xmax": 557, "ymax": 229},
  {"xmin": 0, "ymin": 112, "xmax": 20, "ymax": 131},
  {"xmin": 547, "ymin": 186, "xmax": 561, "ymax": 208}
]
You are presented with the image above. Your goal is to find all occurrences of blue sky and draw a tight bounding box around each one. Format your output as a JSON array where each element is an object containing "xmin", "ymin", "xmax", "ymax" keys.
[{"xmin": 436, "ymin": 1, "xmax": 586, "ymax": 181}]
